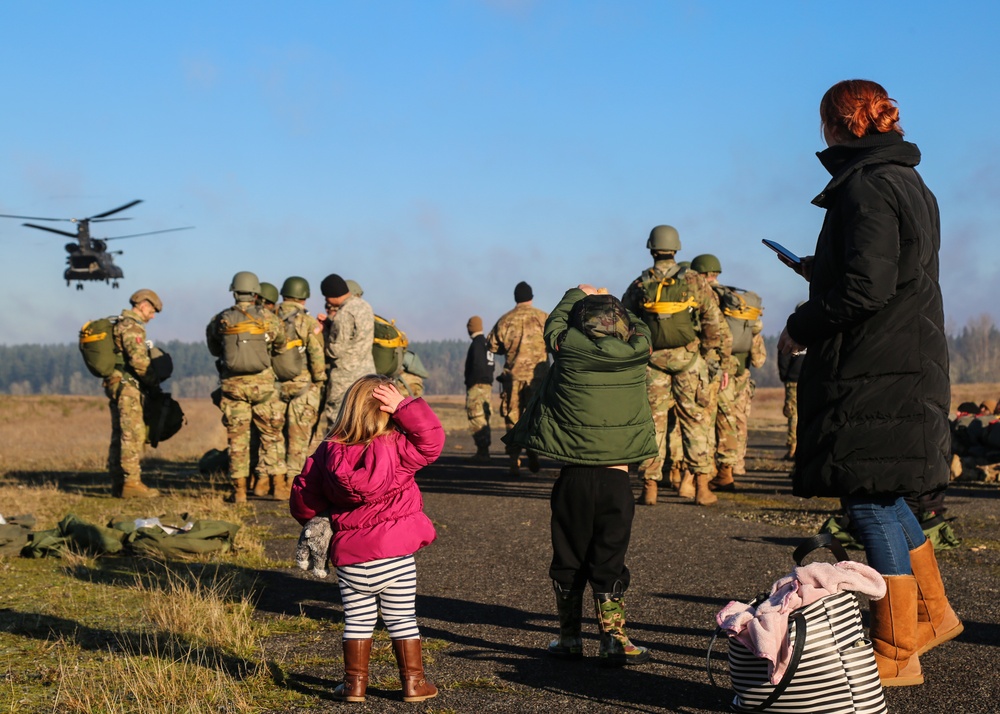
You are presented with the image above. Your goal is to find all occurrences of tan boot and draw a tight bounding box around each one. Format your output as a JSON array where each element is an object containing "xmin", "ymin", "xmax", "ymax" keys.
[
  {"xmin": 333, "ymin": 638, "xmax": 372, "ymax": 702},
  {"xmin": 677, "ymin": 471, "xmax": 696, "ymax": 499},
  {"xmin": 910, "ymin": 539, "xmax": 963, "ymax": 656},
  {"xmin": 120, "ymin": 479, "xmax": 160, "ymax": 499},
  {"xmin": 784, "ymin": 443, "xmax": 797, "ymax": 460},
  {"xmin": 271, "ymin": 474, "xmax": 291, "ymax": 500},
  {"xmin": 252, "ymin": 475, "xmax": 272, "ymax": 498},
  {"xmin": 870, "ymin": 575, "xmax": 924, "ymax": 686},
  {"xmin": 694, "ymin": 473, "xmax": 717, "ymax": 506},
  {"xmin": 708, "ymin": 465, "xmax": 735, "ymax": 492},
  {"xmin": 638, "ymin": 479, "xmax": 658, "ymax": 506},
  {"xmin": 667, "ymin": 466, "xmax": 682, "ymax": 491},
  {"xmin": 226, "ymin": 477, "xmax": 247, "ymax": 504},
  {"xmin": 508, "ymin": 457, "xmax": 521, "ymax": 478},
  {"xmin": 391, "ymin": 638, "xmax": 438, "ymax": 702}
]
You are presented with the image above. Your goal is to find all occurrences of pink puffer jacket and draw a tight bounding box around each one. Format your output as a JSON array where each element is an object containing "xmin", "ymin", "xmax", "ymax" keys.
[{"xmin": 290, "ymin": 397, "xmax": 444, "ymax": 566}]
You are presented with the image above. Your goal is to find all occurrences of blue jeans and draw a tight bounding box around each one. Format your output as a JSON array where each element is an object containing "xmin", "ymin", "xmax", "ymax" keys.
[{"xmin": 844, "ymin": 496, "xmax": 927, "ymax": 575}]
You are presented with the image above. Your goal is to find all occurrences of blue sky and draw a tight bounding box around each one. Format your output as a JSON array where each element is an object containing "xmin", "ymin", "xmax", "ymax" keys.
[{"xmin": 1, "ymin": 1, "xmax": 997, "ymax": 346}]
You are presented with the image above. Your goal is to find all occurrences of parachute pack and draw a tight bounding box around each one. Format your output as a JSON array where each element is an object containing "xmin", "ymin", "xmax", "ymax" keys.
[
  {"xmin": 717, "ymin": 286, "xmax": 763, "ymax": 354},
  {"xmin": 638, "ymin": 270, "xmax": 698, "ymax": 350},
  {"xmin": 373, "ymin": 315, "xmax": 409, "ymax": 377},
  {"xmin": 79, "ymin": 317, "xmax": 122, "ymax": 378},
  {"xmin": 271, "ymin": 307, "xmax": 307, "ymax": 381},
  {"xmin": 218, "ymin": 305, "xmax": 271, "ymax": 375}
]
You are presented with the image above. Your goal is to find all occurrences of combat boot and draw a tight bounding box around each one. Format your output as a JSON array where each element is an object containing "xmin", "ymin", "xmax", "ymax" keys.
[
  {"xmin": 508, "ymin": 457, "xmax": 521, "ymax": 478},
  {"xmin": 110, "ymin": 474, "xmax": 125, "ymax": 499},
  {"xmin": 638, "ymin": 479, "xmax": 657, "ymax": 506},
  {"xmin": 695, "ymin": 473, "xmax": 717, "ymax": 506},
  {"xmin": 333, "ymin": 638, "xmax": 372, "ymax": 702},
  {"xmin": 471, "ymin": 445, "xmax": 490, "ymax": 463},
  {"xmin": 391, "ymin": 638, "xmax": 438, "ymax": 702},
  {"xmin": 272, "ymin": 474, "xmax": 292, "ymax": 500},
  {"xmin": 677, "ymin": 471, "xmax": 696, "ymax": 499},
  {"xmin": 783, "ymin": 444, "xmax": 796, "ymax": 460},
  {"xmin": 667, "ymin": 466, "xmax": 682, "ymax": 491},
  {"xmin": 120, "ymin": 479, "xmax": 159, "ymax": 499},
  {"xmin": 226, "ymin": 477, "xmax": 248, "ymax": 504},
  {"xmin": 593, "ymin": 592, "xmax": 650, "ymax": 667},
  {"xmin": 547, "ymin": 582, "xmax": 584, "ymax": 660},
  {"xmin": 252, "ymin": 475, "xmax": 272, "ymax": 498},
  {"xmin": 708, "ymin": 465, "xmax": 735, "ymax": 491},
  {"xmin": 527, "ymin": 451, "xmax": 541, "ymax": 473}
]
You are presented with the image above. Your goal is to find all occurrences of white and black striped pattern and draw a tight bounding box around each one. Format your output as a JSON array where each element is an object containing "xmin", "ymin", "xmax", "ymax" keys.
[
  {"xmin": 336, "ymin": 555, "xmax": 419, "ymax": 640},
  {"xmin": 727, "ymin": 590, "xmax": 887, "ymax": 714}
]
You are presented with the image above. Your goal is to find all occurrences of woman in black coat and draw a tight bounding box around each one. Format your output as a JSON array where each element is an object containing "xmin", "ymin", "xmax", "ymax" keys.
[{"xmin": 777, "ymin": 80, "xmax": 961, "ymax": 688}]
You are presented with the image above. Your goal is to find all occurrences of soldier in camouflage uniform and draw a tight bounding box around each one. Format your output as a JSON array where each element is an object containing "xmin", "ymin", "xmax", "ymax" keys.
[
  {"xmin": 486, "ymin": 281, "xmax": 549, "ymax": 476},
  {"xmin": 206, "ymin": 271, "xmax": 287, "ymax": 503},
  {"xmin": 465, "ymin": 315, "xmax": 495, "ymax": 462},
  {"xmin": 268, "ymin": 276, "xmax": 326, "ymax": 499},
  {"xmin": 258, "ymin": 282, "xmax": 279, "ymax": 312},
  {"xmin": 317, "ymin": 273, "xmax": 376, "ymax": 437},
  {"xmin": 778, "ymin": 345, "xmax": 806, "ymax": 460},
  {"xmin": 622, "ymin": 227, "xmax": 728, "ymax": 507},
  {"xmin": 106, "ymin": 289, "xmax": 165, "ymax": 498},
  {"xmin": 397, "ymin": 350, "xmax": 429, "ymax": 398}
]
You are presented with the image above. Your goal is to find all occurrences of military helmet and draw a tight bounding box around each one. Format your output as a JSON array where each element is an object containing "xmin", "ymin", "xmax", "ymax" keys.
[
  {"xmin": 280, "ymin": 275, "xmax": 310, "ymax": 299},
  {"xmin": 129, "ymin": 288, "xmax": 162, "ymax": 312},
  {"xmin": 691, "ymin": 254, "xmax": 722, "ymax": 274},
  {"xmin": 346, "ymin": 279, "xmax": 364, "ymax": 297},
  {"xmin": 229, "ymin": 271, "xmax": 261, "ymax": 295},
  {"xmin": 258, "ymin": 282, "xmax": 279, "ymax": 304},
  {"xmin": 646, "ymin": 225, "xmax": 681, "ymax": 252}
]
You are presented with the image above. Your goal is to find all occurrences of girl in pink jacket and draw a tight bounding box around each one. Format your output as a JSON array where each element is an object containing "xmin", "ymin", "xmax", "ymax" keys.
[{"xmin": 290, "ymin": 374, "xmax": 444, "ymax": 704}]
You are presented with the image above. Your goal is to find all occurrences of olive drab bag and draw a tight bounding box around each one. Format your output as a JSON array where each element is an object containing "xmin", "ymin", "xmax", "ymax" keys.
[
  {"xmin": 79, "ymin": 317, "xmax": 122, "ymax": 378},
  {"xmin": 218, "ymin": 305, "xmax": 272, "ymax": 375},
  {"xmin": 638, "ymin": 269, "xmax": 699, "ymax": 350},
  {"xmin": 271, "ymin": 306, "xmax": 307, "ymax": 381},
  {"xmin": 718, "ymin": 286, "xmax": 763, "ymax": 354},
  {"xmin": 373, "ymin": 314, "xmax": 409, "ymax": 377}
]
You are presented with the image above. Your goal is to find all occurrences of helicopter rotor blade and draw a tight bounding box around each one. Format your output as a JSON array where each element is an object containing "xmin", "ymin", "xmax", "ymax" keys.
[
  {"xmin": 90, "ymin": 200, "xmax": 143, "ymax": 220},
  {"xmin": 22, "ymin": 222, "xmax": 80, "ymax": 238},
  {"xmin": 103, "ymin": 226, "xmax": 195, "ymax": 240},
  {"xmin": 0, "ymin": 213, "xmax": 71, "ymax": 222}
]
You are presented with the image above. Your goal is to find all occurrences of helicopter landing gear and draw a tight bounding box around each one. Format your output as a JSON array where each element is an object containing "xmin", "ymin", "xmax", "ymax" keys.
[
  {"xmin": 76, "ymin": 283, "xmax": 84, "ymax": 290},
  {"xmin": 112, "ymin": 281, "xmax": 120, "ymax": 288}
]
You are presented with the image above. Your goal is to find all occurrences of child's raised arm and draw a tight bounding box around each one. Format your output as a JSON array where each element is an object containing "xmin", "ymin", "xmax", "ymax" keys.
[{"xmin": 392, "ymin": 398, "xmax": 446, "ymax": 471}]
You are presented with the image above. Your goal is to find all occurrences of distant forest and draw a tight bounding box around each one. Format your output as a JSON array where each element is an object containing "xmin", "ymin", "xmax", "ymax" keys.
[{"xmin": 2, "ymin": 315, "xmax": 999, "ymax": 396}]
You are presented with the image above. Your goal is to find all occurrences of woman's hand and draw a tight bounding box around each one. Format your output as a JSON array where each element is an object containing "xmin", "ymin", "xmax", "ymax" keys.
[
  {"xmin": 577, "ymin": 283, "xmax": 599, "ymax": 295},
  {"xmin": 779, "ymin": 254, "xmax": 815, "ymax": 282},
  {"xmin": 373, "ymin": 382, "xmax": 405, "ymax": 413},
  {"xmin": 777, "ymin": 326, "xmax": 807, "ymax": 355}
]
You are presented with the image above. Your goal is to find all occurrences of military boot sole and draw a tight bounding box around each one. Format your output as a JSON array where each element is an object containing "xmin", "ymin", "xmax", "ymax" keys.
[{"xmin": 599, "ymin": 648, "xmax": 652, "ymax": 667}]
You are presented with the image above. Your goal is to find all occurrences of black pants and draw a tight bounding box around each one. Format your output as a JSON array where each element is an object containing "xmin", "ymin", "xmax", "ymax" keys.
[{"xmin": 549, "ymin": 465, "xmax": 634, "ymax": 594}]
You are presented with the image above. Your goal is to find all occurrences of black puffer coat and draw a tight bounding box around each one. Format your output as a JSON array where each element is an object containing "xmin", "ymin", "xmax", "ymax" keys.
[{"xmin": 786, "ymin": 132, "xmax": 950, "ymax": 499}]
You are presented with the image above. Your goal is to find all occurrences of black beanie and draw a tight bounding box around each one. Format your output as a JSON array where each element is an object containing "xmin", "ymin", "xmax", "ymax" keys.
[
  {"xmin": 321, "ymin": 273, "xmax": 349, "ymax": 298},
  {"xmin": 514, "ymin": 281, "xmax": 533, "ymax": 303}
]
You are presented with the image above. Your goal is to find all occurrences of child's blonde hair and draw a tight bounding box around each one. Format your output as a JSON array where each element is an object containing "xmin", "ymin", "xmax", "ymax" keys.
[{"xmin": 327, "ymin": 374, "xmax": 398, "ymax": 446}]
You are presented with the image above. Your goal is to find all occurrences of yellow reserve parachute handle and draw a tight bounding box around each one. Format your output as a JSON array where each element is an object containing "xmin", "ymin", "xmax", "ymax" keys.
[
  {"xmin": 220, "ymin": 306, "xmax": 266, "ymax": 335},
  {"xmin": 643, "ymin": 279, "xmax": 698, "ymax": 315},
  {"xmin": 722, "ymin": 290, "xmax": 763, "ymax": 321}
]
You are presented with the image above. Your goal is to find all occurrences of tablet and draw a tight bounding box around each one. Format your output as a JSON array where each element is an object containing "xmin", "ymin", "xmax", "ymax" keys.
[{"xmin": 762, "ymin": 239, "xmax": 801, "ymax": 265}]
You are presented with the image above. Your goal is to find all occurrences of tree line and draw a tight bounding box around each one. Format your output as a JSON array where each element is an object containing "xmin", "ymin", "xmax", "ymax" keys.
[{"xmin": 2, "ymin": 315, "xmax": 998, "ymax": 396}]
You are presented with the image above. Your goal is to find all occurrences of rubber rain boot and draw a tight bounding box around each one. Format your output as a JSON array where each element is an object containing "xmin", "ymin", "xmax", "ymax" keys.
[
  {"xmin": 870, "ymin": 575, "xmax": 924, "ymax": 686},
  {"xmin": 910, "ymin": 539, "xmax": 963, "ymax": 656},
  {"xmin": 593, "ymin": 592, "xmax": 651, "ymax": 667},
  {"xmin": 548, "ymin": 583, "xmax": 584, "ymax": 660},
  {"xmin": 391, "ymin": 638, "xmax": 438, "ymax": 702},
  {"xmin": 333, "ymin": 638, "xmax": 372, "ymax": 702}
]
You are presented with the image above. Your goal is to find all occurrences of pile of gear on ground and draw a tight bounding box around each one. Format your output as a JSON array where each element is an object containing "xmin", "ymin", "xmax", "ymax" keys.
[{"xmin": 949, "ymin": 398, "xmax": 1000, "ymax": 483}]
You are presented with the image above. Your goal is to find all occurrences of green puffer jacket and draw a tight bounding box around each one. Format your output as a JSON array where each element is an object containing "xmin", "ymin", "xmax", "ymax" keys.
[{"xmin": 504, "ymin": 288, "xmax": 657, "ymax": 466}]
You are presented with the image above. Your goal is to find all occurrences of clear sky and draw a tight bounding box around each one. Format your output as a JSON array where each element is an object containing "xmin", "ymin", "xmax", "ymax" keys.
[{"xmin": 1, "ymin": 1, "xmax": 997, "ymax": 346}]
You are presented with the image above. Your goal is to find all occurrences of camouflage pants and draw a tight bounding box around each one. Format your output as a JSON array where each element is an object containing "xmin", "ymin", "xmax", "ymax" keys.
[
  {"xmin": 466, "ymin": 383, "xmax": 492, "ymax": 448},
  {"xmin": 715, "ymin": 371, "xmax": 741, "ymax": 468},
  {"xmin": 106, "ymin": 380, "xmax": 145, "ymax": 481},
  {"xmin": 783, "ymin": 382, "xmax": 798, "ymax": 448},
  {"xmin": 500, "ymin": 377, "xmax": 541, "ymax": 458},
  {"xmin": 731, "ymin": 372, "xmax": 754, "ymax": 474},
  {"xmin": 398, "ymin": 372, "xmax": 425, "ymax": 398},
  {"xmin": 642, "ymin": 356, "xmax": 715, "ymax": 480},
  {"xmin": 220, "ymin": 379, "xmax": 286, "ymax": 481},
  {"xmin": 282, "ymin": 381, "xmax": 322, "ymax": 476}
]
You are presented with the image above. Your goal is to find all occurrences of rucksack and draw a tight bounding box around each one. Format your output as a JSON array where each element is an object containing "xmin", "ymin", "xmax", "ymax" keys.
[
  {"xmin": 638, "ymin": 270, "xmax": 698, "ymax": 350},
  {"xmin": 373, "ymin": 315, "xmax": 409, "ymax": 377},
  {"xmin": 218, "ymin": 305, "xmax": 271, "ymax": 375},
  {"xmin": 717, "ymin": 286, "xmax": 763, "ymax": 354},
  {"xmin": 402, "ymin": 350, "xmax": 430, "ymax": 379},
  {"xmin": 271, "ymin": 306, "xmax": 308, "ymax": 381},
  {"xmin": 144, "ymin": 389, "xmax": 185, "ymax": 447},
  {"xmin": 79, "ymin": 317, "xmax": 122, "ymax": 378}
]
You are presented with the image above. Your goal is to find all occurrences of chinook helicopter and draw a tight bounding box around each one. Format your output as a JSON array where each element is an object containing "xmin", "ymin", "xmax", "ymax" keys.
[{"xmin": 0, "ymin": 199, "xmax": 192, "ymax": 289}]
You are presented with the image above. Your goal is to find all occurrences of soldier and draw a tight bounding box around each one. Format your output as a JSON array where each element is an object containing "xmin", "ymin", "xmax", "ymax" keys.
[
  {"xmin": 486, "ymin": 281, "xmax": 549, "ymax": 476},
  {"xmin": 622, "ymin": 226, "xmax": 727, "ymax": 507},
  {"xmin": 397, "ymin": 350, "xmax": 429, "ymax": 398},
  {"xmin": 206, "ymin": 271, "xmax": 287, "ymax": 503},
  {"xmin": 318, "ymin": 273, "xmax": 376, "ymax": 436},
  {"xmin": 465, "ymin": 315, "xmax": 495, "ymax": 463},
  {"xmin": 106, "ymin": 289, "xmax": 165, "ymax": 498},
  {"xmin": 270, "ymin": 276, "xmax": 326, "ymax": 498},
  {"xmin": 690, "ymin": 254, "xmax": 766, "ymax": 490},
  {"xmin": 258, "ymin": 282, "xmax": 280, "ymax": 313},
  {"xmin": 778, "ymin": 342, "xmax": 806, "ymax": 460}
]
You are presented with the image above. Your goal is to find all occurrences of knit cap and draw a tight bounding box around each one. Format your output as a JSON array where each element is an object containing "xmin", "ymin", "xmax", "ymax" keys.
[
  {"xmin": 467, "ymin": 315, "xmax": 483, "ymax": 334},
  {"xmin": 514, "ymin": 281, "xmax": 533, "ymax": 303},
  {"xmin": 320, "ymin": 274, "xmax": 349, "ymax": 298}
]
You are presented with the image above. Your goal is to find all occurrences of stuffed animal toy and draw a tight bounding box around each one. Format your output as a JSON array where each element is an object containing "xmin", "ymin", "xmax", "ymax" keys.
[{"xmin": 295, "ymin": 515, "xmax": 332, "ymax": 578}]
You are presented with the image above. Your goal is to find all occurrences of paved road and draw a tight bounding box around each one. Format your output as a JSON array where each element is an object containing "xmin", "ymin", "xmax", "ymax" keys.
[{"xmin": 259, "ymin": 427, "xmax": 1000, "ymax": 713}]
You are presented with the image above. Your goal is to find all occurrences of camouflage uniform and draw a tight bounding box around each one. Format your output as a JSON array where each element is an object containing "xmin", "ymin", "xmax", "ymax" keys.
[
  {"xmin": 622, "ymin": 259, "xmax": 728, "ymax": 481},
  {"xmin": 106, "ymin": 308, "xmax": 160, "ymax": 492},
  {"xmin": 783, "ymin": 382, "xmax": 798, "ymax": 451},
  {"xmin": 206, "ymin": 299, "xmax": 287, "ymax": 487},
  {"xmin": 397, "ymin": 371, "xmax": 425, "ymax": 398},
  {"xmin": 320, "ymin": 294, "xmax": 376, "ymax": 434},
  {"xmin": 486, "ymin": 303, "xmax": 549, "ymax": 468},
  {"xmin": 727, "ymin": 328, "xmax": 766, "ymax": 474},
  {"xmin": 276, "ymin": 301, "xmax": 326, "ymax": 476}
]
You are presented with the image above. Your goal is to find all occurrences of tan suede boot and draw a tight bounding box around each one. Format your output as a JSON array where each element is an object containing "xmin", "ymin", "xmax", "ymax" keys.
[
  {"xmin": 226, "ymin": 477, "xmax": 248, "ymax": 504},
  {"xmin": 120, "ymin": 479, "xmax": 160, "ymax": 499},
  {"xmin": 910, "ymin": 539, "xmax": 963, "ymax": 656},
  {"xmin": 694, "ymin": 474, "xmax": 717, "ymax": 506},
  {"xmin": 870, "ymin": 575, "xmax": 924, "ymax": 686},
  {"xmin": 639, "ymin": 480, "xmax": 658, "ymax": 506},
  {"xmin": 667, "ymin": 466, "xmax": 682, "ymax": 491},
  {"xmin": 333, "ymin": 638, "xmax": 372, "ymax": 702},
  {"xmin": 677, "ymin": 471, "xmax": 696, "ymax": 499},
  {"xmin": 708, "ymin": 465, "xmax": 735, "ymax": 491},
  {"xmin": 252, "ymin": 475, "xmax": 272, "ymax": 498},
  {"xmin": 271, "ymin": 474, "xmax": 291, "ymax": 500},
  {"xmin": 391, "ymin": 639, "xmax": 438, "ymax": 702}
]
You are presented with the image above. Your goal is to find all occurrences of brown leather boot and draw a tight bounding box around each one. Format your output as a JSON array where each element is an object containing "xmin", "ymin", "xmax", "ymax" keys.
[
  {"xmin": 667, "ymin": 466, "xmax": 682, "ymax": 491},
  {"xmin": 333, "ymin": 638, "xmax": 372, "ymax": 702},
  {"xmin": 252, "ymin": 475, "xmax": 272, "ymax": 498},
  {"xmin": 638, "ymin": 479, "xmax": 658, "ymax": 506},
  {"xmin": 271, "ymin": 474, "xmax": 292, "ymax": 500},
  {"xmin": 120, "ymin": 479, "xmax": 160, "ymax": 499},
  {"xmin": 870, "ymin": 575, "xmax": 924, "ymax": 686},
  {"xmin": 391, "ymin": 638, "xmax": 438, "ymax": 702},
  {"xmin": 708, "ymin": 465, "xmax": 735, "ymax": 491},
  {"xmin": 677, "ymin": 471, "xmax": 696, "ymax": 499},
  {"xmin": 226, "ymin": 477, "xmax": 247, "ymax": 504},
  {"xmin": 910, "ymin": 539, "xmax": 963, "ymax": 655},
  {"xmin": 694, "ymin": 474, "xmax": 717, "ymax": 506}
]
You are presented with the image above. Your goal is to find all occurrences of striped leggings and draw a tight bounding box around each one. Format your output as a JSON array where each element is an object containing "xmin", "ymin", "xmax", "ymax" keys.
[{"xmin": 336, "ymin": 554, "xmax": 420, "ymax": 640}]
